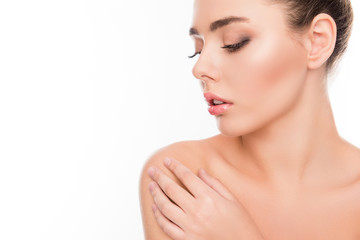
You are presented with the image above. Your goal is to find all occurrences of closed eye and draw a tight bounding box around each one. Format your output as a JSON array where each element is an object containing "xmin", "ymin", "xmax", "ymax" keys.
[
  {"xmin": 188, "ymin": 38, "xmax": 250, "ymax": 58},
  {"xmin": 221, "ymin": 38, "xmax": 250, "ymax": 53}
]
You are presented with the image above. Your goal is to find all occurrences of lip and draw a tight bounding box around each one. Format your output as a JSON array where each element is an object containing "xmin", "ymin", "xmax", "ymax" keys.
[
  {"xmin": 203, "ymin": 92, "xmax": 233, "ymax": 106},
  {"xmin": 203, "ymin": 92, "xmax": 233, "ymax": 116},
  {"xmin": 208, "ymin": 104, "xmax": 233, "ymax": 115}
]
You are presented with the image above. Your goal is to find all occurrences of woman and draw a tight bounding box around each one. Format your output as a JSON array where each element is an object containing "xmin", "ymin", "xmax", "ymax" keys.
[{"xmin": 139, "ymin": 0, "xmax": 359, "ymax": 239}]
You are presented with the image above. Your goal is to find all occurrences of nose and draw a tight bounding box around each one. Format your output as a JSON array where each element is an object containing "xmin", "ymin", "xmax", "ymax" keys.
[{"xmin": 191, "ymin": 47, "xmax": 220, "ymax": 90}]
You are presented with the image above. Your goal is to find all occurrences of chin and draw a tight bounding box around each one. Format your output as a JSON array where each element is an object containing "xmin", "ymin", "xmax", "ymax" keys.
[{"xmin": 216, "ymin": 116, "xmax": 259, "ymax": 137}]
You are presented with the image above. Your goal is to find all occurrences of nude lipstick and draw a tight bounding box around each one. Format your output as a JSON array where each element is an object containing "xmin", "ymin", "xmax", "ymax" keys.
[{"xmin": 204, "ymin": 92, "xmax": 233, "ymax": 116}]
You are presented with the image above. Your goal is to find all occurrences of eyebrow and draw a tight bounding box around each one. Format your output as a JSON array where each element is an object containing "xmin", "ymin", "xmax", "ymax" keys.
[{"xmin": 189, "ymin": 16, "xmax": 250, "ymax": 36}]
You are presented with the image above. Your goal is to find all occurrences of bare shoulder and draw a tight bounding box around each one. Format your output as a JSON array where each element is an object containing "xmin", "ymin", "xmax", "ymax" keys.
[
  {"xmin": 341, "ymin": 141, "xmax": 360, "ymax": 186},
  {"xmin": 140, "ymin": 139, "xmax": 206, "ymax": 175},
  {"xmin": 139, "ymin": 134, "xmax": 225, "ymax": 175},
  {"xmin": 138, "ymin": 138, "xmax": 213, "ymax": 240}
]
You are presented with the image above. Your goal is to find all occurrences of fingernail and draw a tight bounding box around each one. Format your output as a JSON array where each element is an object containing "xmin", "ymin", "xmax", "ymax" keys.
[
  {"xmin": 148, "ymin": 181, "xmax": 156, "ymax": 192},
  {"xmin": 163, "ymin": 157, "xmax": 172, "ymax": 167},
  {"xmin": 147, "ymin": 167, "xmax": 155, "ymax": 178},
  {"xmin": 152, "ymin": 203, "xmax": 157, "ymax": 212}
]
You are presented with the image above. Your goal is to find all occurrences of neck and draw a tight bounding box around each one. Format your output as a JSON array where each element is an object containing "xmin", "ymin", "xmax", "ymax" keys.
[{"xmin": 238, "ymin": 69, "xmax": 346, "ymax": 192}]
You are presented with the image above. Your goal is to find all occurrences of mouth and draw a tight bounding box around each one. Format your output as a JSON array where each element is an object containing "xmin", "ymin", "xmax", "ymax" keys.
[{"xmin": 203, "ymin": 92, "xmax": 233, "ymax": 106}]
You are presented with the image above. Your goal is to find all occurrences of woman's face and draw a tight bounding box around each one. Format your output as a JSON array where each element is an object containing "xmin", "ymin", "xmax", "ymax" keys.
[{"xmin": 190, "ymin": 0, "xmax": 309, "ymax": 136}]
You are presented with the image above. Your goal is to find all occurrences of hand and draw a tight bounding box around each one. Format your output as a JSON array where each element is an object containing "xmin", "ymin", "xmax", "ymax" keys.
[{"xmin": 147, "ymin": 157, "xmax": 265, "ymax": 240}]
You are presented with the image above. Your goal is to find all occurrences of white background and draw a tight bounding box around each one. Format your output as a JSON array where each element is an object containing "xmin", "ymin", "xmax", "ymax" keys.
[{"xmin": 0, "ymin": 1, "xmax": 359, "ymax": 239}]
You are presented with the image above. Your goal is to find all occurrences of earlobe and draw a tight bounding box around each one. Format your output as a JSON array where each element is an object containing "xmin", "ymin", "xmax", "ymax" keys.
[{"xmin": 306, "ymin": 13, "xmax": 337, "ymax": 70}]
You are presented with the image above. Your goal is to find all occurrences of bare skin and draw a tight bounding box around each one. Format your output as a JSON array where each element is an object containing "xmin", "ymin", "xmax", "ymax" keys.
[
  {"xmin": 139, "ymin": 0, "xmax": 360, "ymax": 239},
  {"xmin": 140, "ymin": 136, "xmax": 360, "ymax": 239},
  {"xmin": 201, "ymin": 135, "xmax": 360, "ymax": 239}
]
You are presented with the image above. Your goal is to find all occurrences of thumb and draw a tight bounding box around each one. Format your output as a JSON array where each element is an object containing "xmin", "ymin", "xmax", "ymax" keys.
[{"xmin": 198, "ymin": 168, "xmax": 237, "ymax": 202}]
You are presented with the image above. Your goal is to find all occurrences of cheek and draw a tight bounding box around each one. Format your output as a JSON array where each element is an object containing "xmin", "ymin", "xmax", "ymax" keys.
[{"xmin": 224, "ymin": 34, "xmax": 307, "ymax": 113}]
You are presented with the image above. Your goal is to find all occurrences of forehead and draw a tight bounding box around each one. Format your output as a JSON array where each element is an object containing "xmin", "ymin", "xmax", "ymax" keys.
[{"xmin": 191, "ymin": 0, "xmax": 285, "ymax": 34}]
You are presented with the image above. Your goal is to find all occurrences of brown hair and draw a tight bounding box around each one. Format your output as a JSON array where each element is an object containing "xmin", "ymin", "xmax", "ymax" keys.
[{"xmin": 270, "ymin": 0, "xmax": 354, "ymax": 72}]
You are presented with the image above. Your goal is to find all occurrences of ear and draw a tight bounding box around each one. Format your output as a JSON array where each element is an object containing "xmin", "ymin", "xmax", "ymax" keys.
[{"xmin": 304, "ymin": 13, "xmax": 337, "ymax": 70}]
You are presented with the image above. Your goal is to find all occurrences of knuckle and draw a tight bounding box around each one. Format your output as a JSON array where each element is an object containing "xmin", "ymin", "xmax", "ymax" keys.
[
  {"xmin": 194, "ymin": 197, "xmax": 214, "ymax": 219},
  {"xmin": 152, "ymin": 168, "xmax": 160, "ymax": 180},
  {"xmin": 163, "ymin": 183, "xmax": 174, "ymax": 196},
  {"xmin": 202, "ymin": 195, "xmax": 215, "ymax": 206},
  {"xmin": 162, "ymin": 224, "xmax": 172, "ymax": 236},
  {"xmin": 153, "ymin": 190, "xmax": 162, "ymax": 204},
  {"xmin": 151, "ymin": 186, "xmax": 158, "ymax": 198},
  {"xmin": 178, "ymin": 169, "xmax": 191, "ymax": 182},
  {"xmin": 157, "ymin": 197, "xmax": 167, "ymax": 210},
  {"xmin": 172, "ymin": 163, "xmax": 180, "ymax": 174},
  {"xmin": 196, "ymin": 209, "xmax": 212, "ymax": 220},
  {"xmin": 161, "ymin": 202, "xmax": 172, "ymax": 215},
  {"xmin": 153, "ymin": 195, "xmax": 158, "ymax": 205},
  {"xmin": 154, "ymin": 207, "xmax": 161, "ymax": 219}
]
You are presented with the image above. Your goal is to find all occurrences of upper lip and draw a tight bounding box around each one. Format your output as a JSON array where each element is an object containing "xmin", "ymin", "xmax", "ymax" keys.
[{"xmin": 204, "ymin": 92, "xmax": 233, "ymax": 106}]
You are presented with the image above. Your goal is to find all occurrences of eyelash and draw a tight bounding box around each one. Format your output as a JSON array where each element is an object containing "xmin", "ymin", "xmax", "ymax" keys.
[{"xmin": 188, "ymin": 38, "xmax": 250, "ymax": 58}]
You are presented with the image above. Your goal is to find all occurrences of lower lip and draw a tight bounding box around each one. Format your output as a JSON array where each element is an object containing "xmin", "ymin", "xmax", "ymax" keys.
[{"xmin": 208, "ymin": 104, "xmax": 233, "ymax": 115}]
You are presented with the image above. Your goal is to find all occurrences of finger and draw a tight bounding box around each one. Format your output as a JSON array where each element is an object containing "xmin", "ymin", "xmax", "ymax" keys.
[
  {"xmin": 163, "ymin": 157, "xmax": 211, "ymax": 198},
  {"xmin": 149, "ymin": 181, "xmax": 187, "ymax": 228},
  {"xmin": 148, "ymin": 166, "xmax": 195, "ymax": 211},
  {"xmin": 152, "ymin": 202, "xmax": 185, "ymax": 240},
  {"xmin": 197, "ymin": 168, "xmax": 237, "ymax": 202}
]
